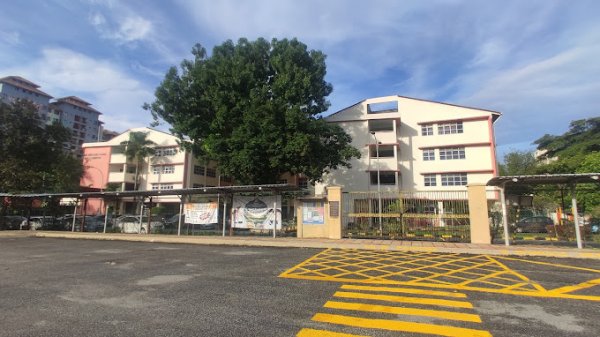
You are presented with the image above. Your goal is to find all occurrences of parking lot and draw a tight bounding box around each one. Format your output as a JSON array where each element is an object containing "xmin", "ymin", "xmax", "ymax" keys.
[{"xmin": 1, "ymin": 237, "xmax": 600, "ymax": 336}]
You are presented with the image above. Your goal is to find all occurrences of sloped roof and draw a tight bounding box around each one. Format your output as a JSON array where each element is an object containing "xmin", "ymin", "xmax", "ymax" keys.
[
  {"xmin": 0, "ymin": 76, "xmax": 53, "ymax": 98},
  {"xmin": 487, "ymin": 173, "xmax": 600, "ymax": 186},
  {"xmin": 54, "ymin": 96, "xmax": 102, "ymax": 114}
]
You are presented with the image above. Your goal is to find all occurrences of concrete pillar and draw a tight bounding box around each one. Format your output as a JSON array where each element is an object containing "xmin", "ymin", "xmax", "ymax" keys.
[
  {"xmin": 467, "ymin": 184, "xmax": 491, "ymax": 244},
  {"xmin": 326, "ymin": 186, "xmax": 342, "ymax": 239}
]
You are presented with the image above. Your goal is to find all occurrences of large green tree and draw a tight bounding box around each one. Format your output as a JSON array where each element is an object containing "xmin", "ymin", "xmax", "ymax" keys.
[
  {"xmin": 144, "ymin": 38, "xmax": 360, "ymax": 184},
  {"xmin": 120, "ymin": 132, "xmax": 155, "ymax": 190},
  {"xmin": 0, "ymin": 99, "xmax": 82, "ymax": 193}
]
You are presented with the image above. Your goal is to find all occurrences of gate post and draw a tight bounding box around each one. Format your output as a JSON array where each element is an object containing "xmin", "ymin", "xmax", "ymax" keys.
[
  {"xmin": 326, "ymin": 186, "xmax": 342, "ymax": 239},
  {"xmin": 467, "ymin": 184, "xmax": 491, "ymax": 244}
]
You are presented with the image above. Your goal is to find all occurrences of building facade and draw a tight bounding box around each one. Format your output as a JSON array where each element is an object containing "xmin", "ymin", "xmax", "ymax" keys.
[
  {"xmin": 81, "ymin": 127, "xmax": 233, "ymax": 214},
  {"xmin": 315, "ymin": 95, "xmax": 501, "ymax": 194},
  {"xmin": 0, "ymin": 76, "xmax": 53, "ymax": 122},
  {"xmin": 50, "ymin": 96, "xmax": 102, "ymax": 158},
  {"xmin": 0, "ymin": 76, "xmax": 103, "ymax": 158}
]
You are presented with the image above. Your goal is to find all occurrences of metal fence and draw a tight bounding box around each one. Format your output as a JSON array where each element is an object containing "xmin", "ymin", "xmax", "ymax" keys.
[{"xmin": 343, "ymin": 190, "xmax": 471, "ymax": 242}]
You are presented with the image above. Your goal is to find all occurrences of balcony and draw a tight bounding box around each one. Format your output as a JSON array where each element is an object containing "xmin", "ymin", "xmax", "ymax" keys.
[
  {"xmin": 108, "ymin": 172, "xmax": 136, "ymax": 183},
  {"xmin": 110, "ymin": 153, "xmax": 127, "ymax": 164}
]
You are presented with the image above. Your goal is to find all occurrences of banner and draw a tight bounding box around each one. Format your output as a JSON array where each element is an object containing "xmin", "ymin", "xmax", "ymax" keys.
[
  {"xmin": 232, "ymin": 196, "xmax": 281, "ymax": 230},
  {"xmin": 302, "ymin": 201, "xmax": 325, "ymax": 225},
  {"xmin": 184, "ymin": 202, "xmax": 219, "ymax": 225}
]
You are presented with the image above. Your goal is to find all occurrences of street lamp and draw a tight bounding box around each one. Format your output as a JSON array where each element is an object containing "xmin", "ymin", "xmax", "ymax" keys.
[{"xmin": 370, "ymin": 131, "xmax": 383, "ymax": 235}]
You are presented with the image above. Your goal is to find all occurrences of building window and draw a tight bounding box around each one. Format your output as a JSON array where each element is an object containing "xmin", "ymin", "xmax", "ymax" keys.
[
  {"xmin": 370, "ymin": 144, "xmax": 395, "ymax": 158},
  {"xmin": 160, "ymin": 184, "xmax": 174, "ymax": 190},
  {"xmin": 206, "ymin": 168, "xmax": 216, "ymax": 177},
  {"xmin": 423, "ymin": 149, "xmax": 435, "ymax": 161},
  {"xmin": 152, "ymin": 166, "xmax": 161, "ymax": 174},
  {"xmin": 367, "ymin": 101, "xmax": 398, "ymax": 114},
  {"xmin": 298, "ymin": 177, "xmax": 308, "ymax": 189},
  {"xmin": 424, "ymin": 174, "xmax": 437, "ymax": 187},
  {"xmin": 439, "ymin": 147, "xmax": 465, "ymax": 160},
  {"xmin": 438, "ymin": 121, "xmax": 463, "ymax": 135},
  {"xmin": 163, "ymin": 166, "xmax": 174, "ymax": 174},
  {"xmin": 441, "ymin": 173, "xmax": 468, "ymax": 186},
  {"xmin": 368, "ymin": 119, "xmax": 394, "ymax": 132},
  {"xmin": 194, "ymin": 165, "xmax": 205, "ymax": 175},
  {"xmin": 151, "ymin": 184, "xmax": 159, "ymax": 190},
  {"xmin": 421, "ymin": 124, "xmax": 433, "ymax": 136},
  {"xmin": 155, "ymin": 148, "xmax": 177, "ymax": 156},
  {"xmin": 370, "ymin": 172, "xmax": 396, "ymax": 185}
]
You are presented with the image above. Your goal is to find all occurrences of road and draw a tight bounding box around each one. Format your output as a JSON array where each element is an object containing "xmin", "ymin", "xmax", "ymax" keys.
[{"xmin": 1, "ymin": 237, "xmax": 599, "ymax": 336}]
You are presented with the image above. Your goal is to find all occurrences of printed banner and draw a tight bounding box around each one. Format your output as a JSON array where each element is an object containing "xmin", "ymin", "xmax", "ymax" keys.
[
  {"xmin": 302, "ymin": 201, "xmax": 325, "ymax": 225},
  {"xmin": 184, "ymin": 202, "xmax": 219, "ymax": 225},
  {"xmin": 232, "ymin": 196, "xmax": 281, "ymax": 230}
]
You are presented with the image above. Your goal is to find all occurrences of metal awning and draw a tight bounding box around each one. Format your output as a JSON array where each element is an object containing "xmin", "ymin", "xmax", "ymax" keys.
[
  {"xmin": 0, "ymin": 184, "xmax": 302, "ymax": 199},
  {"xmin": 487, "ymin": 173, "xmax": 600, "ymax": 187},
  {"xmin": 487, "ymin": 173, "xmax": 600, "ymax": 250}
]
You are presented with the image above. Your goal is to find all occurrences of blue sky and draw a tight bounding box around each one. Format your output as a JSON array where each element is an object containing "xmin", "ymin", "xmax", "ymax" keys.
[{"xmin": 1, "ymin": 0, "xmax": 599, "ymax": 159}]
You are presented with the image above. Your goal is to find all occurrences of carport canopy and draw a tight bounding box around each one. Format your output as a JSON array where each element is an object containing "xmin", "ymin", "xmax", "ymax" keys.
[{"xmin": 487, "ymin": 173, "xmax": 600, "ymax": 249}]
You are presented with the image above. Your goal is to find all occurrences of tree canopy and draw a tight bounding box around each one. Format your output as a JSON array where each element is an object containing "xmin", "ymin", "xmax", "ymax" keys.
[
  {"xmin": 0, "ymin": 99, "xmax": 83, "ymax": 193},
  {"xmin": 120, "ymin": 131, "xmax": 155, "ymax": 190},
  {"xmin": 144, "ymin": 37, "xmax": 360, "ymax": 184}
]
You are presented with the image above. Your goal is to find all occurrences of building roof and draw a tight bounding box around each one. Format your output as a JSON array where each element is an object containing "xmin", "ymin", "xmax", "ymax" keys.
[
  {"xmin": 326, "ymin": 95, "xmax": 502, "ymax": 122},
  {"xmin": 54, "ymin": 96, "xmax": 102, "ymax": 114},
  {"xmin": 487, "ymin": 173, "xmax": 600, "ymax": 187},
  {"xmin": 0, "ymin": 76, "xmax": 53, "ymax": 98}
]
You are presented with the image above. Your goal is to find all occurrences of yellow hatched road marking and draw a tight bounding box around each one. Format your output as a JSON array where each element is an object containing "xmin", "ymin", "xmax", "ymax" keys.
[
  {"xmin": 324, "ymin": 300, "xmax": 482, "ymax": 323},
  {"xmin": 486, "ymin": 256, "xmax": 546, "ymax": 292},
  {"xmin": 312, "ymin": 313, "xmax": 492, "ymax": 337},
  {"xmin": 494, "ymin": 255, "xmax": 600, "ymax": 274},
  {"xmin": 549, "ymin": 277, "xmax": 600, "ymax": 295},
  {"xmin": 334, "ymin": 291, "xmax": 473, "ymax": 309},
  {"xmin": 340, "ymin": 284, "xmax": 467, "ymax": 298},
  {"xmin": 296, "ymin": 328, "xmax": 370, "ymax": 337}
]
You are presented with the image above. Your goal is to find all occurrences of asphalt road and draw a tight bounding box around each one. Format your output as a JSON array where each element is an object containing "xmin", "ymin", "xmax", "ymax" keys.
[{"xmin": 1, "ymin": 237, "xmax": 599, "ymax": 337}]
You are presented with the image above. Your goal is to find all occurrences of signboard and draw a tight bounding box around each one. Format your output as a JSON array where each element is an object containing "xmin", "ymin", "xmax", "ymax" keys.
[
  {"xmin": 60, "ymin": 198, "xmax": 79, "ymax": 206},
  {"xmin": 329, "ymin": 201, "xmax": 340, "ymax": 218},
  {"xmin": 232, "ymin": 196, "xmax": 281, "ymax": 230},
  {"xmin": 184, "ymin": 202, "xmax": 219, "ymax": 224},
  {"xmin": 302, "ymin": 201, "xmax": 325, "ymax": 225}
]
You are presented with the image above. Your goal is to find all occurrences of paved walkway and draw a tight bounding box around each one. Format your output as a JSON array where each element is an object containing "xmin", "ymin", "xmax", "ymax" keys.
[{"xmin": 2, "ymin": 230, "xmax": 600, "ymax": 259}]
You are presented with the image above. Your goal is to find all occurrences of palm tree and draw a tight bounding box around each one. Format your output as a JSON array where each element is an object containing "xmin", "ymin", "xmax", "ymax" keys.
[{"xmin": 120, "ymin": 132, "xmax": 155, "ymax": 191}]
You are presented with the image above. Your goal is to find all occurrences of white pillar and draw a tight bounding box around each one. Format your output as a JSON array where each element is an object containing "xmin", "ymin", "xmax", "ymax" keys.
[
  {"xmin": 500, "ymin": 186, "xmax": 510, "ymax": 246},
  {"xmin": 571, "ymin": 184, "xmax": 583, "ymax": 249}
]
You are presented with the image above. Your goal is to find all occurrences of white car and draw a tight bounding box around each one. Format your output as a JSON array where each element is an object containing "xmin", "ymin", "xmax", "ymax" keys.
[{"xmin": 115, "ymin": 215, "xmax": 163, "ymax": 233}]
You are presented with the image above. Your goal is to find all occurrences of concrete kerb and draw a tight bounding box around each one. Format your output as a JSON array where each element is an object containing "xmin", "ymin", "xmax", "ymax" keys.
[{"xmin": 2, "ymin": 231, "xmax": 600, "ymax": 259}]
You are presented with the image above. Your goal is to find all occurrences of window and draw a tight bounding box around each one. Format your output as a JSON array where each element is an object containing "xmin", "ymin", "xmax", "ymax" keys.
[
  {"xmin": 438, "ymin": 121, "xmax": 463, "ymax": 135},
  {"xmin": 367, "ymin": 101, "xmax": 398, "ymax": 114},
  {"xmin": 160, "ymin": 184, "xmax": 174, "ymax": 190},
  {"xmin": 163, "ymin": 166, "xmax": 174, "ymax": 174},
  {"xmin": 423, "ymin": 149, "xmax": 435, "ymax": 161},
  {"xmin": 151, "ymin": 184, "xmax": 159, "ymax": 190},
  {"xmin": 155, "ymin": 148, "xmax": 177, "ymax": 156},
  {"xmin": 194, "ymin": 165, "xmax": 205, "ymax": 175},
  {"xmin": 370, "ymin": 145, "xmax": 395, "ymax": 158},
  {"xmin": 439, "ymin": 147, "xmax": 465, "ymax": 160},
  {"xmin": 152, "ymin": 166, "xmax": 161, "ymax": 174},
  {"xmin": 424, "ymin": 174, "xmax": 437, "ymax": 187},
  {"xmin": 441, "ymin": 173, "xmax": 467, "ymax": 186},
  {"xmin": 370, "ymin": 172, "xmax": 396, "ymax": 185},
  {"xmin": 368, "ymin": 119, "xmax": 394, "ymax": 132},
  {"xmin": 298, "ymin": 177, "xmax": 308, "ymax": 189},
  {"xmin": 421, "ymin": 124, "xmax": 433, "ymax": 136},
  {"xmin": 206, "ymin": 168, "xmax": 216, "ymax": 177}
]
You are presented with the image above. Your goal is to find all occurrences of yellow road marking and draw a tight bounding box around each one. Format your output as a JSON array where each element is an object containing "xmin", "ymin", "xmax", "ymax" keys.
[
  {"xmin": 296, "ymin": 328, "xmax": 369, "ymax": 337},
  {"xmin": 334, "ymin": 291, "xmax": 473, "ymax": 308},
  {"xmin": 486, "ymin": 256, "xmax": 546, "ymax": 292},
  {"xmin": 494, "ymin": 255, "xmax": 600, "ymax": 274},
  {"xmin": 279, "ymin": 248, "xmax": 334, "ymax": 278},
  {"xmin": 324, "ymin": 300, "xmax": 482, "ymax": 323},
  {"xmin": 312, "ymin": 313, "xmax": 492, "ymax": 337},
  {"xmin": 340, "ymin": 284, "xmax": 467, "ymax": 298},
  {"xmin": 549, "ymin": 277, "xmax": 600, "ymax": 295}
]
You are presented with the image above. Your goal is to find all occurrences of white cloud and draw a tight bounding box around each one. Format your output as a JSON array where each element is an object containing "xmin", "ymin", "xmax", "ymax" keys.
[
  {"xmin": 89, "ymin": 11, "xmax": 153, "ymax": 44},
  {"xmin": 0, "ymin": 48, "xmax": 155, "ymax": 132}
]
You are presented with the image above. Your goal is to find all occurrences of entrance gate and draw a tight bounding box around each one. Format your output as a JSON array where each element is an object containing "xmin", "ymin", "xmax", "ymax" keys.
[{"xmin": 342, "ymin": 190, "xmax": 471, "ymax": 242}]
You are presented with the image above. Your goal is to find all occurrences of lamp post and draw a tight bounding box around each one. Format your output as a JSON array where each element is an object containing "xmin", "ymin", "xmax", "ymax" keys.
[{"xmin": 370, "ymin": 131, "xmax": 383, "ymax": 235}]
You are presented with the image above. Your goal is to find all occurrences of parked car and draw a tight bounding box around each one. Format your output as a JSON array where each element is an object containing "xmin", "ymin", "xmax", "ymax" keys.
[
  {"xmin": 513, "ymin": 216, "xmax": 553, "ymax": 233},
  {"xmin": 115, "ymin": 215, "xmax": 163, "ymax": 233},
  {"xmin": 27, "ymin": 216, "xmax": 59, "ymax": 230},
  {"xmin": 0, "ymin": 216, "xmax": 27, "ymax": 230},
  {"xmin": 590, "ymin": 218, "xmax": 600, "ymax": 234}
]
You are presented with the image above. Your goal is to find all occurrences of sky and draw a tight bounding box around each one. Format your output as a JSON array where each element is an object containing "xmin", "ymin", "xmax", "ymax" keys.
[{"xmin": 1, "ymin": 0, "xmax": 599, "ymax": 159}]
